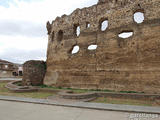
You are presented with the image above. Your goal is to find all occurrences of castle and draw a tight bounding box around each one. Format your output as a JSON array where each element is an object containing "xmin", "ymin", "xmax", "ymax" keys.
[{"xmin": 44, "ymin": 0, "xmax": 160, "ymax": 94}]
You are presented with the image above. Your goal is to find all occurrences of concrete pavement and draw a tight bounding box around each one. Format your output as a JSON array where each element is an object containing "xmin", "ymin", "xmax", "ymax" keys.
[
  {"xmin": 0, "ymin": 78, "xmax": 22, "ymax": 81},
  {"xmin": 0, "ymin": 100, "xmax": 159, "ymax": 120},
  {"xmin": 0, "ymin": 95, "xmax": 160, "ymax": 114}
]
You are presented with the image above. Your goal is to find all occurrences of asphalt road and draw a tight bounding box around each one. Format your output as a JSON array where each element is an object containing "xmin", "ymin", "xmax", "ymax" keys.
[{"xmin": 0, "ymin": 100, "xmax": 159, "ymax": 120}]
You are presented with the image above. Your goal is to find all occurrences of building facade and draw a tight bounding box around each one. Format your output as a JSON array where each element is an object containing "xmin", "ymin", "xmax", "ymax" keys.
[{"xmin": 0, "ymin": 59, "xmax": 23, "ymax": 78}]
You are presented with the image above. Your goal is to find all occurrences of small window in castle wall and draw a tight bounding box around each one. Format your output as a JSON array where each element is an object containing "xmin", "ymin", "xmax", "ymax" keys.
[
  {"xmin": 76, "ymin": 26, "xmax": 80, "ymax": 36},
  {"xmin": 86, "ymin": 22, "xmax": 90, "ymax": 28},
  {"xmin": 134, "ymin": 12, "xmax": 144, "ymax": 23},
  {"xmin": 101, "ymin": 20, "xmax": 108, "ymax": 31},
  {"xmin": 88, "ymin": 45, "xmax": 97, "ymax": 50},
  {"xmin": 57, "ymin": 30, "xmax": 63, "ymax": 42},
  {"xmin": 71, "ymin": 45, "xmax": 80, "ymax": 54},
  {"xmin": 118, "ymin": 32, "xmax": 133, "ymax": 38},
  {"xmin": 74, "ymin": 24, "xmax": 81, "ymax": 37}
]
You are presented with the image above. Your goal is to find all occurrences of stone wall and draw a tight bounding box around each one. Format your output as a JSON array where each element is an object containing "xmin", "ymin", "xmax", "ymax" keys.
[
  {"xmin": 44, "ymin": 0, "xmax": 160, "ymax": 94},
  {"xmin": 22, "ymin": 60, "xmax": 46, "ymax": 86},
  {"xmin": 0, "ymin": 70, "xmax": 13, "ymax": 78}
]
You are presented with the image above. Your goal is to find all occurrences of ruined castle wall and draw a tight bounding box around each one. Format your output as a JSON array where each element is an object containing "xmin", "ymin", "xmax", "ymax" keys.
[
  {"xmin": 44, "ymin": 0, "xmax": 160, "ymax": 93},
  {"xmin": 23, "ymin": 60, "xmax": 46, "ymax": 86}
]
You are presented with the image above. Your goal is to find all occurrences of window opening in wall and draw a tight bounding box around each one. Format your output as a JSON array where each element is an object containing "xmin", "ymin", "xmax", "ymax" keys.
[
  {"xmin": 76, "ymin": 26, "xmax": 80, "ymax": 36},
  {"xmin": 88, "ymin": 45, "xmax": 97, "ymax": 50},
  {"xmin": 12, "ymin": 72, "xmax": 18, "ymax": 76},
  {"xmin": 118, "ymin": 31, "xmax": 133, "ymax": 38},
  {"xmin": 4, "ymin": 65, "xmax": 8, "ymax": 68},
  {"xmin": 19, "ymin": 71, "xmax": 23, "ymax": 76},
  {"xmin": 74, "ymin": 24, "xmax": 81, "ymax": 37},
  {"xmin": 134, "ymin": 12, "xmax": 144, "ymax": 24},
  {"xmin": 86, "ymin": 22, "xmax": 90, "ymax": 28},
  {"xmin": 71, "ymin": 45, "xmax": 80, "ymax": 54},
  {"xmin": 100, "ymin": 19, "xmax": 108, "ymax": 31},
  {"xmin": 57, "ymin": 30, "xmax": 63, "ymax": 42}
]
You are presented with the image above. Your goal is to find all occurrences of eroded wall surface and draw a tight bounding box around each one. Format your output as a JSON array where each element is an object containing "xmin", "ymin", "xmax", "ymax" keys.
[
  {"xmin": 22, "ymin": 60, "xmax": 46, "ymax": 86},
  {"xmin": 44, "ymin": 0, "xmax": 160, "ymax": 93}
]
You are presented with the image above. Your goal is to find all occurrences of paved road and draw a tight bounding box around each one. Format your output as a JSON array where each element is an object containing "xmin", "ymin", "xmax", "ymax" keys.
[{"xmin": 0, "ymin": 100, "xmax": 159, "ymax": 120}]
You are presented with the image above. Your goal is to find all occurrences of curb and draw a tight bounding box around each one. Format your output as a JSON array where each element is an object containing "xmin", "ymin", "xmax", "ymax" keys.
[{"xmin": 0, "ymin": 95, "xmax": 160, "ymax": 114}]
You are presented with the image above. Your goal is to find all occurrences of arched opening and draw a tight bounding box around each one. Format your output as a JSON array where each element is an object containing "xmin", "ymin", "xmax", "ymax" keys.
[
  {"xmin": 100, "ymin": 19, "xmax": 109, "ymax": 31},
  {"xmin": 118, "ymin": 31, "xmax": 133, "ymax": 38},
  {"xmin": 19, "ymin": 71, "xmax": 23, "ymax": 76},
  {"xmin": 88, "ymin": 45, "xmax": 98, "ymax": 50},
  {"xmin": 71, "ymin": 45, "xmax": 80, "ymax": 54},
  {"xmin": 57, "ymin": 30, "xmax": 63, "ymax": 42},
  {"xmin": 134, "ymin": 12, "xmax": 144, "ymax": 24}
]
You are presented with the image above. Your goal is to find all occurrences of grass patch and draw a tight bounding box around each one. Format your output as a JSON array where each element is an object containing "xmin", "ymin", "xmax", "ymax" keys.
[
  {"xmin": 93, "ymin": 97, "xmax": 159, "ymax": 107},
  {"xmin": 119, "ymin": 91, "xmax": 145, "ymax": 94},
  {"xmin": 39, "ymin": 85, "xmax": 89, "ymax": 93},
  {"xmin": 39, "ymin": 85, "xmax": 144, "ymax": 94},
  {"xmin": 1, "ymin": 82, "xmax": 159, "ymax": 107},
  {"xmin": 0, "ymin": 83, "xmax": 54, "ymax": 99}
]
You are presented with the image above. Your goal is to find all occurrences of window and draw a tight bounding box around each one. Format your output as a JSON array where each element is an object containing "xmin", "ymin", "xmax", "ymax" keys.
[
  {"xmin": 88, "ymin": 45, "xmax": 97, "ymax": 50},
  {"xmin": 76, "ymin": 26, "xmax": 80, "ymax": 36},
  {"xmin": 86, "ymin": 22, "xmax": 90, "ymax": 28},
  {"xmin": 118, "ymin": 31, "xmax": 133, "ymax": 38},
  {"xmin": 134, "ymin": 12, "xmax": 144, "ymax": 24},
  {"xmin": 19, "ymin": 71, "xmax": 23, "ymax": 76},
  {"xmin": 71, "ymin": 45, "xmax": 80, "ymax": 54},
  {"xmin": 100, "ymin": 19, "xmax": 108, "ymax": 31},
  {"xmin": 74, "ymin": 24, "xmax": 80, "ymax": 37}
]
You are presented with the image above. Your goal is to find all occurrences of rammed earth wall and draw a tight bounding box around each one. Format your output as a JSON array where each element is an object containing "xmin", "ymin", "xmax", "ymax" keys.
[
  {"xmin": 44, "ymin": 0, "xmax": 160, "ymax": 94},
  {"xmin": 23, "ymin": 60, "xmax": 46, "ymax": 86}
]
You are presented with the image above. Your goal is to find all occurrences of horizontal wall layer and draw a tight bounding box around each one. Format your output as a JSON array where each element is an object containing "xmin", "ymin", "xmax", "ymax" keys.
[{"xmin": 44, "ymin": 0, "xmax": 160, "ymax": 94}]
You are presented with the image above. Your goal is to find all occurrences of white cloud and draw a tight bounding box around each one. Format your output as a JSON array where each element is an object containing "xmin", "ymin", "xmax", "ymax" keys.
[
  {"xmin": 0, "ymin": 0, "xmax": 98, "ymax": 63},
  {"xmin": 0, "ymin": 0, "xmax": 98, "ymax": 23},
  {"xmin": 0, "ymin": 48, "xmax": 46, "ymax": 63},
  {"xmin": 0, "ymin": 35, "xmax": 47, "ymax": 51},
  {"xmin": 0, "ymin": 35, "xmax": 47, "ymax": 63}
]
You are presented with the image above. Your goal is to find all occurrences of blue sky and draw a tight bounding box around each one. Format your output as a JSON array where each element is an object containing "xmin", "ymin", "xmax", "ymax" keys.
[
  {"xmin": 0, "ymin": 0, "xmax": 36, "ymax": 7},
  {"xmin": 0, "ymin": 0, "xmax": 41, "ymax": 7},
  {"xmin": 0, "ymin": 0, "xmax": 98, "ymax": 63},
  {"xmin": 0, "ymin": 0, "xmax": 13, "ymax": 7}
]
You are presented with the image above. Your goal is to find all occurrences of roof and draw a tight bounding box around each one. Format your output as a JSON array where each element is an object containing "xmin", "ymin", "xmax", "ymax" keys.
[{"xmin": 0, "ymin": 59, "xmax": 13, "ymax": 65}]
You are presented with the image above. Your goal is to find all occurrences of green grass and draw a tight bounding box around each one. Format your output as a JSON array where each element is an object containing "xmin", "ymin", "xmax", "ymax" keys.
[
  {"xmin": 93, "ymin": 97, "xmax": 159, "ymax": 106},
  {"xmin": 39, "ymin": 85, "xmax": 90, "ymax": 93},
  {"xmin": 0, "ymin": 82, "xmax": 159, "ymax": 107},
  {"xmin": 39, "ymin": 85, "xmax": 145, "ymax": 94},
  {"xmin": 0, "ymin": 83, "xmax": 54, "ymax": 99}
]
